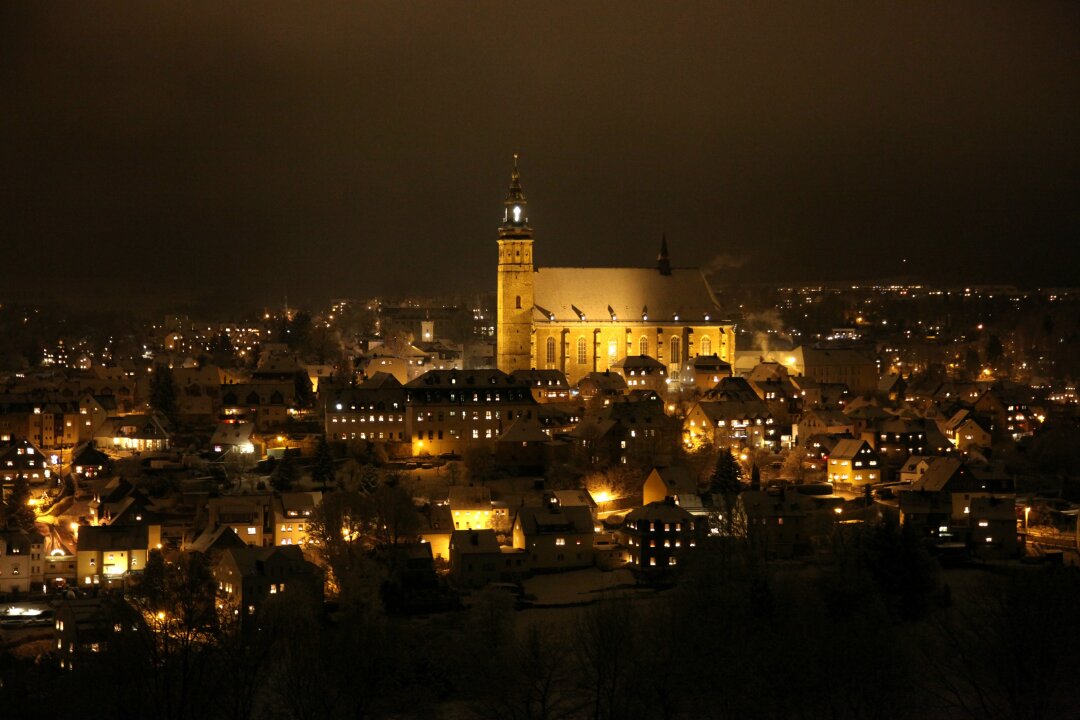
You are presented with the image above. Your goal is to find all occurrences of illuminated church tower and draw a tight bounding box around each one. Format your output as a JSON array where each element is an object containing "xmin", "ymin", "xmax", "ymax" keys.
[{"xmin": 496, "ymin": 154, "xmax": 535, "ymax": 374}]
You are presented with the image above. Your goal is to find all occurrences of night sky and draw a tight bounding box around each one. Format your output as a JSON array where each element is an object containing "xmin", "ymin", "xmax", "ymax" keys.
[{"xmin": 3, "ymin": 2, "xmax": 1078, "ymax": 310}]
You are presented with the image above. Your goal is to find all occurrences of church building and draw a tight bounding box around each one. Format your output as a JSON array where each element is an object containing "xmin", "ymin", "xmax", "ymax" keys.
[{"xmin": 496, "ymin": 155, "xmax": 736, "ymax": 386}]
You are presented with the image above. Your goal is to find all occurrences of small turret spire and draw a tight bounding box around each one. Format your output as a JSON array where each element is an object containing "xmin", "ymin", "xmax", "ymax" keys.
[{"xmin": 657, "ymin": 233, "xmax": 671, "ymax": 275}]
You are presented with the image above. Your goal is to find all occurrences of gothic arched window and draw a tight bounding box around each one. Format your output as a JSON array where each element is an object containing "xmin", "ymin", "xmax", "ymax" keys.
[
  {"xmin": 639, "ymin": 336, "xmax": 649, "ymax": 357},
  {"xmin": 546, "ymin": 337, "xmax": 556, "ymax": 364},
  {"xmin": 670, "ymin": 336, "xmax": 681, "ymax": 365},
  {"xmin": 701, "ymin": 336, "xmax": 712, "ymax": 356},
  {"xmin": 577, "ymin": 337, "xmax": 588, "ymax": 365}
]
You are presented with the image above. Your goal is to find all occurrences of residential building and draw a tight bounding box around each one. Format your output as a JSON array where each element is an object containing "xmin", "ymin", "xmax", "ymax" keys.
[
  {"xmin": 827, "ymin": 439, "xmax": 882, "ymax": 488},
  {"xmin": 215, "ymin": 545, "xmax": 323, "ymax": 627},
  {"xmin": 512, "ymin": 497, "xmax": 594, "ymax": 571},
  {"xmin": 404, "ymin": 369, "xmax": 537, "ymax": 456},
  {"xmin": 76, "ymin": 523, "xmax": 161, "ymax": 588},
  {"xmin": 615, "ymin": 499, "xmax": 700, "ymax": 571},
  {"xmin": 0, "ymin": 530, "xmax": 45, "ymax": 593},
  {"xmin": 274, "ymin": 491, "xmax": 322, "ymax": 547}
]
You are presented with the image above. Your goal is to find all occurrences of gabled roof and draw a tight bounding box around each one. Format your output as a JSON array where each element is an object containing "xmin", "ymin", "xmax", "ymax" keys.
[
  {"xmin": 909, "ymin": 457, "xmax": 966, "ymax": 492},
  {"xmin": 647, "ymin": 466, "xmax": 697, "ymax": 496},
  {"xmin": 695, "ymin": 399, "xmax": 772, "ymax": 422},
  {"xmin": 72, "ymin": 444, "xmax": 110, "ymax": 467},
  {"xmin": 693, "ymin": 354, "xmax": 732, "ymax": 371},
  {"xmin": 576, "ymin": 371, "xmax": 627, "ymax": 393},
  {"xmin": 497, "ymin": 417, "xmax": 550, "ymax": 443},
  {"xmin": 515, "ymin": 504, "xmax": 593, "ymax": 536},
  {"xmin": 211, "ymin": 422, "xmax": 255, "ymax": 446},
  {"xmin": 742, "ymin": 489, "xmax": 811, "ymax": 518},
  {"xmin": 77, "ymin": 524, "xmax": 151, "ymax": 553},
  {"xmin": 705, "ymin": 376, "xmax": 759, "ymax": 402},
  {"xmin": 802, "ymin": 408, "xmax": 851, "ymax": 426},
  {"xmin": 746, "ymin": 361, "xmax": 790, "ymax": 382},
  {"xmin": 1, "ymin": 529, "xmax": 44, "ymax": 554},
  {"xmin": 510, "ymin": 369, "xmax": 570, "ymax": 390},
  {"xmin": 899, "ymin": 455, "xmax": 934, "ymax": 475},
  {"xmin": 221, "ymin": 544, "xmax": 316, "ymax": 578},
  {"xmin": 187, "ymin": 524, "xmax": 248, "ymax": 554},
  {"xmin": 612, "ymin": 355, "xmax": 666, "ymax": 372},
  {"xmin": 450, "ymin": 528, "xmax": 500, "ymax": 554},
  {"xmin": 278, "ymin": 492, "xmax": 321, "ymax": 517},
  {"xmin": 830, "ymin": 438, "xmax": 873, "ymax": 460},
  {"xmin": 359, "ymin": 372, "xmax": 404, "ymax": 390},
  {"xmin": 551, "ymin": 489, "xmax": 598, "ymax": 510},
  {"xmin": 417, "ymin": 503, "xmax": 453, "ymax": 534},
  {"xmin": 625, "ymin": 500, "xmax": 694, "ymax": 525},
  {"xmin": 447, "ymin": 485, "xmax": 491, "ymax": 508},
  {"xmin": 95, "ymin": 414, "xmax": 171, "ymax": 440},
  {"xmin": 405, "ymin": 369, "xmax": 520, "ymax": 389}
]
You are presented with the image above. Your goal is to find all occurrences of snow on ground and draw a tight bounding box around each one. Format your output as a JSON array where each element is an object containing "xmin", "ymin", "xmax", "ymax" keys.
[{"xmin": 522, "ymin": 567, "xmax": 638, "ymax": 606}]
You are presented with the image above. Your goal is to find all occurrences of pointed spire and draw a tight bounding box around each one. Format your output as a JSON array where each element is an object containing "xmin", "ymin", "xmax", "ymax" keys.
[
  {"xmin": 506, "ymin": 153, "xmax": 525, "ymax": 203},
  {"xmin": 500, "ymin": 153, "xmax": 531, "ymax": 236},
  {"xmin": 657, "ymin": 233, "xmax": 671, "ymax": 275}
]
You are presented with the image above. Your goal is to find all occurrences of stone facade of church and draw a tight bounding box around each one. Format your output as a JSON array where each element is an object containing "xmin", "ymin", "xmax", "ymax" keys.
[{"xmin": 496, "ymin": 156, "xmax": 735, "ymax": 386}]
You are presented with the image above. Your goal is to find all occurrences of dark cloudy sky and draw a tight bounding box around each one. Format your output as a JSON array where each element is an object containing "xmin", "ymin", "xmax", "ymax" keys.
[{"xmin": 2, "ymin": 2, "xmax": 1078, "ymax": 309}]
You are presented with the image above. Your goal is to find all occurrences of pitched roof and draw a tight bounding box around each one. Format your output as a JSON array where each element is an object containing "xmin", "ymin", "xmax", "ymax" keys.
[
  {"xmin": 405, "ymin": 369, "xmax": 521, "ymax": 389},
  {"xmin": 830, "ymin": 438, "xmax": 872, "ymax": 460},
  {"xmin": 447, "ymin": 485, "xmax": 491, "ymax": 508},
  {"xmin": 211, "ymin": 422, "xmax": 255, "ymax": 446},
  {"xmin": 497, "ymin": 417, "xmax": 550, "ymax": 443},
  {"xmin": 510, "ymin": 369, "xmax": 570, "ymax": 390},
  {"xmin": 693, "ymin": 354, "xmax": 732, "ymax": 371},
  {"xmin": 576, "ymin": 371, "xmax": 628, "ymax": 393},
  {"xmin": 648, "ymin": 466, "xmax": 697, "ymax": 495},
  {"xmin": 909, "ymin": 457, "xmax": 966, "ymax": 492},
  {"xmin": 532, "ymin": 267, "xmax": 727, "ymax": 324},
  {"xmin": 450, "ymin": 528, "xmax": 500, "ymax": 554},
  {"xmin": 696, "ymin": 399, "xmax": 772, "ymax": 422},
  {"xmin": 516, "ymin": 504, "xmax": 594, "ymax": 535},
  {"xmin": 625, "ymin": 500, "xmax": 695, "ymax": 525},
  {"xmin": 77, "ymin": 524, "xmax": 151, "ymax": 552},
  {"xmin": 612, "ymin": 355, "xmax": 666, "ymax": 372},
  {"xmin": 222, "ymin": 544, "xmax": 315, "ymax": 577}
]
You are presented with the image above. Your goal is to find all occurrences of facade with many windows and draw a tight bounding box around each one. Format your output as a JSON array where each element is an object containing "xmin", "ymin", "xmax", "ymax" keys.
[{"xmin": 404, "ymin": 369, "xmax": 537, "ymax": 456}]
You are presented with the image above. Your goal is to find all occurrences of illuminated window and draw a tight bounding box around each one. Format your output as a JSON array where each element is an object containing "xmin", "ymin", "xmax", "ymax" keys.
[
  {"xmin": 608, "ymin": 340, "xmax": 617, "ymax": 359},
  {"xmin": 639, "ymin": 336, "xmax": 649, "ymax": 356},
  {"xmin": 555, "ymin": 538, "xmax": 566, "ymax": 546},
  {"xmin": 577, "ymin": 337, "xmax": 587, "ymax": 364},
  {"xmin": 670, "ymin": 336, "xmax": 680, "ymax": 365}
]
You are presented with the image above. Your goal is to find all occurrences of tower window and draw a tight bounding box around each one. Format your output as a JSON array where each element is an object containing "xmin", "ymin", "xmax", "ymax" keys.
[
  {"xmin": 546, "ymin": 337, "xmax": 556, "ymax": 364},
  {"xmin": 577, "ymin": 337, "xmax": 588, "ymax": 365},
  {"xmin": 701, "ymin": 336, "xmax": 711, "ymax": 355},
  {"xmin": 515, "ymin": 295, "xmax": 521, "ymax": 309},
  {"xmin": 608, "ymin": 340, "xmax": 617, "ymax": 359}
]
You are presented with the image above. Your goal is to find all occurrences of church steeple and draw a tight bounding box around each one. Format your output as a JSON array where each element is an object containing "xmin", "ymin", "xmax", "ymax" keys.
[
  {"xmin": 496, "ymin": 154, "xmax": 535, "ymax": 375},
  {"xmin": 500, "ymin": 153, "xmax": 531, "ymax": 238},
  {"xmin": 657, "ymin": 233, "xmax": 671, "ymax": 275}
]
